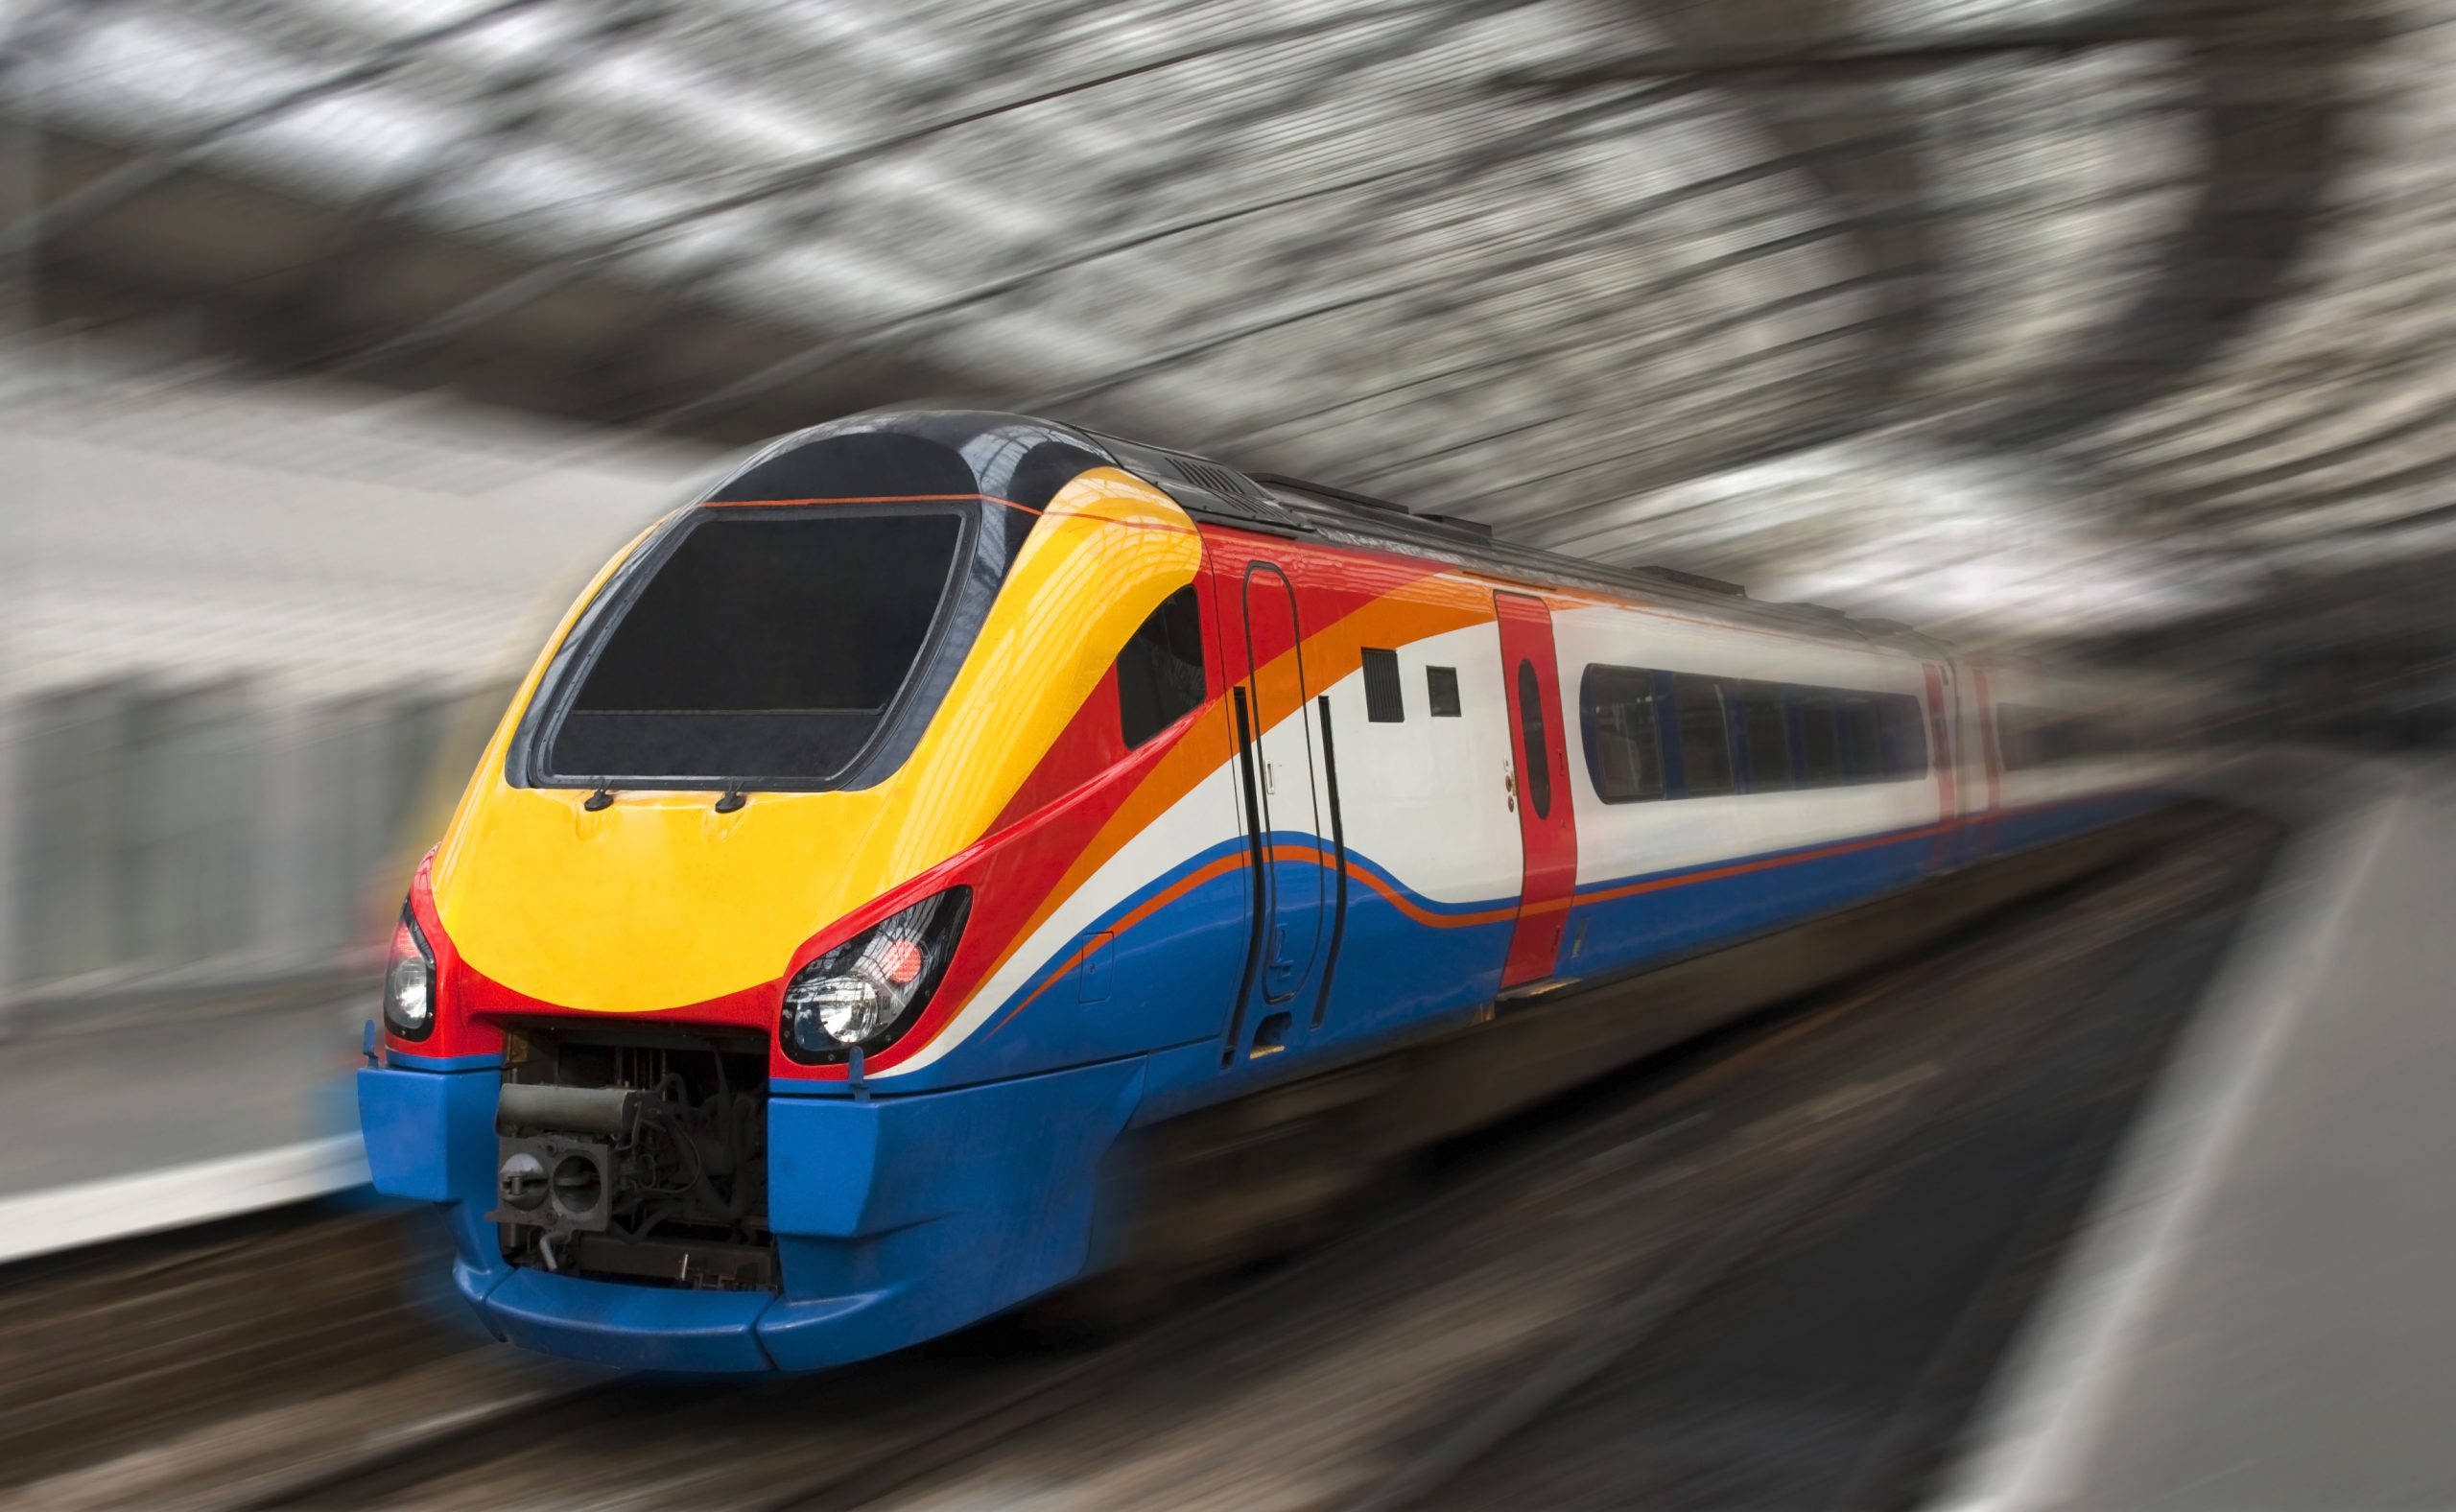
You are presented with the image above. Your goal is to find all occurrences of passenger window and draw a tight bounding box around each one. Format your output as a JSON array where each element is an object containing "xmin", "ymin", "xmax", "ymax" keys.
[
  {"xmin": 1515, "ymin": 659, "xmax": 1552, "ymax": 819},
  {"xmin": 1738, "ymin": 680, "xmax": 1793, "ymax": 791},
  {"xmin": 1117, "ymin": 585, "xmax": 1206, "ymax": 748},
  {"xmin": 1797, "ymin": 689, "xmax": 1844, "ymax": 787},
  {"xmin": 1672, "ymin": 674, "xmax": 1734, "ymax": 797},
  {"xmin": 1426, "ymin": 665, "xmax": 1462, "ymax": 718},
  {"xmin": 1361, "ymin": 647, "xmax": 1405, "ymax": 722},
  {"xmin": 1837, "ymin": 694, "xmax": 1884, "ymax": 780},
  {"xmin": 1880, "ymin": 694, "xmax": 1928, "ymax": 779},
  {"xmin": 1579, "ymin": 666, "xmax": 1663, "ymax": 803}
]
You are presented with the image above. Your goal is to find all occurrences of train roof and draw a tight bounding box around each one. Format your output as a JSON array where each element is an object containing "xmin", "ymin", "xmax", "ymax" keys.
[{"xmin": 713, "ymin": 410, "xmax": 1934, "ymax": 654}]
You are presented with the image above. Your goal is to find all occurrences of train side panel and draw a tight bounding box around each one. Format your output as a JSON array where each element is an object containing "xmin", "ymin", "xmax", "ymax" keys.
[{"xmin": 1552, "ymin": 604, "xmax": 1943, "ymax": 982}]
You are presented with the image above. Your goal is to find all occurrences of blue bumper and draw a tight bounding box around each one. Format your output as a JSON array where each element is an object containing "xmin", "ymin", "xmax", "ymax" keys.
[{"xmin": 357, "ymin": 1056, "xmax": 1145, "ymax": 1374}]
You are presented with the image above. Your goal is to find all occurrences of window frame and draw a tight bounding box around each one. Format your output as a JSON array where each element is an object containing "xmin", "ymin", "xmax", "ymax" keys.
[
  {"xmin": 515, "ymin": 502, "xmax": 980, "ymax": 792},
  {"xmin": 1117, "ymin": 583, "xmax": 1210, "ymax": 750},
  {"xmin": 1578, "ymin": 663, "xmax": 1667, "ymax": 804}
]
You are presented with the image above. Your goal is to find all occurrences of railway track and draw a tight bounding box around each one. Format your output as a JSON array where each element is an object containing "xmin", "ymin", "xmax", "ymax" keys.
[
  {"xmin": 230, "ymin": 948, "xmax": 1912, "ymax": 1512},
  {"xmin": 1329, "ymin": 973, "xmax": 2074, "ymax": 1512},
  {"xmin": 5, "ymin": 811, "xmax": 2271, "ymax": 1512},
  {"xmin": 1324, "ymin": 819, "xmax": 2274, "ymax": 1512}
]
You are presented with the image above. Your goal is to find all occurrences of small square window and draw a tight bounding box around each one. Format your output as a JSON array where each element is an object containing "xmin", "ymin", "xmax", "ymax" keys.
[
  {"xmin": 1426, "ymin": 666, "xmax": 1461, "ymax": 718},
  {"xmin": 1361, "ymin": 648, "xmax": 1405, "ymax": 722}
]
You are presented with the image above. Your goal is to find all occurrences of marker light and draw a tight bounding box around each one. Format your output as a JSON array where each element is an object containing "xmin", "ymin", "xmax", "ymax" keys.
[
  {"xmin": 382, "ymin": 908, "xmax": 437, "ymax": 1041},
  {"xmin": 782, "ymin": 887, "xmax": 971, "ymax": 1064}
]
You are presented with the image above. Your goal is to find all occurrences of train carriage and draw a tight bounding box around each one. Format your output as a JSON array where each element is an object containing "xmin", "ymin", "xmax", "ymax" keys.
[{"xmin": 357, "ymin": 411, "xmax": 2170, "ymax": 1373}]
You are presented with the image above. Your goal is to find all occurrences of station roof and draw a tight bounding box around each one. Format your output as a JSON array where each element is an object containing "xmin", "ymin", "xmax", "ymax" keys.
[{"xmin": 3, "ymin": 0, "xmax": 2446, "ymax": 642}]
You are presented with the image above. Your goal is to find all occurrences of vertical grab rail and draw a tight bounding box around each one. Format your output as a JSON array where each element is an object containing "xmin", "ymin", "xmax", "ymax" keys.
[{"xmin": 1309, "ymin": 693, "xmax": 1349, "ymax": 1030}]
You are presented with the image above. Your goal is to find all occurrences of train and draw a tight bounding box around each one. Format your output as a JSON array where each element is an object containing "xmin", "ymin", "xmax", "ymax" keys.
[{"xmin": 356, "ymin": 410, "xmax": 2177, "ymax": 1373}]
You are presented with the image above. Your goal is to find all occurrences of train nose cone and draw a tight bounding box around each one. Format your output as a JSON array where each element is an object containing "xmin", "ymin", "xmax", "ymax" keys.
[{"xmin": 498, "ymin": 1150, "xmax": 550, "ymax": 1211}]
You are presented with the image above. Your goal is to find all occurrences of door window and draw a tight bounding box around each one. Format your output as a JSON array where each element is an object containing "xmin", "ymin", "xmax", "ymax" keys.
[{"xmin": 1515, "ymin": 658, "xmax": 1553, "ymax": 819}]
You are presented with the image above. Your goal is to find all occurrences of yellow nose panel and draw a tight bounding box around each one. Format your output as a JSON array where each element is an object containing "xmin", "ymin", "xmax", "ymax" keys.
[{"xmin": 430, "ymin": 469, "xmax": 1201, "ymax": 1013}]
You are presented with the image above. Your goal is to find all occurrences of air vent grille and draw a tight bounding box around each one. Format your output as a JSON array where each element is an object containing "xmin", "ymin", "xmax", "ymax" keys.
[{"xmin": 1169, "ymin": 456, "xmax": 1265, "ymax": 503}]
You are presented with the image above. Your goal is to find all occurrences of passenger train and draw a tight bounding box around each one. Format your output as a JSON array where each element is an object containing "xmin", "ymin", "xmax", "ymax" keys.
[{"xmin": 356, "ymin": 411, "xmax": 2173, "ymax": 1373}]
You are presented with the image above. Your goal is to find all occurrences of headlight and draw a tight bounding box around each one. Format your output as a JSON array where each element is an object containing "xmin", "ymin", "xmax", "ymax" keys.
[
  {"xmin": 382, "ymin": 907, "xmax": 437, "ymax": 1041},
  {"xmin": 781, "ymin": 887, "xmax": 971, "ymax": 1064}
]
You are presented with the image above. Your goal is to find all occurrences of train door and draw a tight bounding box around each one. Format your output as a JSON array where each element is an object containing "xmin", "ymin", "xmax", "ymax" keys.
[
  {"xmin": 1239, "ymin": 563, "xmax": 1328, "ymax": 1012},
  {"xmin": 1494, "ymin": 592, "xmax": 1578, "ymax": 990}
]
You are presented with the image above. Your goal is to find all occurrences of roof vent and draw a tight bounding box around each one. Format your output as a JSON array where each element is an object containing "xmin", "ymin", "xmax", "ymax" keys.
[
  {"xmin": 1082, "ymin": 430, "xmax": 1309, "ymax": 534},
  {"xmin": 1169, "ymin": 455, "xmax": 1266, "ymax": 503}
]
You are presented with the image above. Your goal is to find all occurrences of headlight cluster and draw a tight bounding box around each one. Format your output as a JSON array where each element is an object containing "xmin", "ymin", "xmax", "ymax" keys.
[
  {"xmin": 382, "ymin": 908, "xmax": 437, "ymax": 1041},
  {"xmin": 781, "ymin": 887, "xmax": 971, "ymax": 1064}
]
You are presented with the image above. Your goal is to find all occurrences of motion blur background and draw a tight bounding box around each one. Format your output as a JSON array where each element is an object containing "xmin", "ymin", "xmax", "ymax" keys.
[
  {"xmin": 0, "ymin": 0, "xmax": 2444, "ymax": 1056},
  {"xmin": 8, "ymin": 5, "xmax": 2456, "ymax": 1507}
]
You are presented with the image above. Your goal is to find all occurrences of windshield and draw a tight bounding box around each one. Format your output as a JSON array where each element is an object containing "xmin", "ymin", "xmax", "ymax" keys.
[
  {"xmin": 539, "ymin": 508, "xmax": 967, "ymax": 787},
  {"xmin": 506, "ymin": 412, "xmax": 1116, "ymax": 792}
]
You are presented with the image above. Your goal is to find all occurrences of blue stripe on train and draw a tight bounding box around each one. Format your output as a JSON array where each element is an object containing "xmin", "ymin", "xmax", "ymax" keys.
[
  {"xmin": 1563, "ymin": 790, "xmax": 2158, "ymax": 986},
  {"xmin": 909, "ymin": 788, "xmax": 2161, "ymax": 1094}
]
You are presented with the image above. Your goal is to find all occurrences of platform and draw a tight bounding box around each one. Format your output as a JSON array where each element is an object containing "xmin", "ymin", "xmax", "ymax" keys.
[
  {"xmin": 0, "ymin": 984, "xmax": 368, "ymax": 1262},
  {"xmin": 1939, "ymin": 755, "xmax": 2455, "ymax": 1510}
]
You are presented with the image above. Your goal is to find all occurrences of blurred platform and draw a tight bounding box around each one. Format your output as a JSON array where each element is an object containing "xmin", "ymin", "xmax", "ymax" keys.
[
  {"xmin": 1942, "ymin": 755, "xmax": 2456, "ymax": 1511},
  {"xmin": 0, "ymin": 985, "xmax": 367, "ymax": 1263}
]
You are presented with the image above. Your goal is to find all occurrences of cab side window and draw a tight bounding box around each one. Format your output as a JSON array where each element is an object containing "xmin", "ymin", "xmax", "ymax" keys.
[{"xmin": 1118, "ymin": 585, "xmax": 1207, "ymax": 748}]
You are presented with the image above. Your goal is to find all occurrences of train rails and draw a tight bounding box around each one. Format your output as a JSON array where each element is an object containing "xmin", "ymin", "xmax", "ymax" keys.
[{"xmin": 2, "ymin": 810, "xmax": 2273, "ymax": 1511}]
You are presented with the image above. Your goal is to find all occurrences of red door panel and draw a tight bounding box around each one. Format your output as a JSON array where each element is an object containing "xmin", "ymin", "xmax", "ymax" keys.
[{"xmin": 1495, "ymin": 592, "xmax": 1577, "ymax": 989}]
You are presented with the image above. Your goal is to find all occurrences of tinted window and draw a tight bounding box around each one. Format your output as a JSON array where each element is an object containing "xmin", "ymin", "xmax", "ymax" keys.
[
  {"xmin": 1837, "ymin": 693, "xmax": 1884, "ymax": 780},
  {"xmin": 1516, "ymin": 659, "xmax": 1552, "ymax": 819},
  {"xmin": 1361, "ymin": 647, "xmax": 1405, "ymax": 723},
  {"xmin": 1580, "ymin": 666, "xmax": 1663, "ymax": 803},
  {"xmin": 1797, "ymin": 689, "xmax": 1844, "ymax": 787},
  {"xmin": 1426, "ymin": 666, "xmax": 1461, "ymax": 718},
  {"xmin": 1673, "ymin": 674, "xmax": 1734, "ymax": 797},
  {"xmin": 1738, "ymin": 681, "xmax": 1793, "ymax": 791},
  {"xmin": 1879, "ymin": 694, "xmax": 1929, "ymax": 779},
  {"xmin": 549, "ymin": 510, "xmax": 962, "ymax": 783},
  {"xmin": 1118, "ymin": 585, "xmax": 1207, "ymax": 748}
]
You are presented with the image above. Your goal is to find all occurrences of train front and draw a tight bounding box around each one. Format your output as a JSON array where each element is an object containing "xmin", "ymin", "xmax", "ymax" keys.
[{"xmin": 355, "ymin": 413, "xmax": 1223, "ymax": 1373}]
